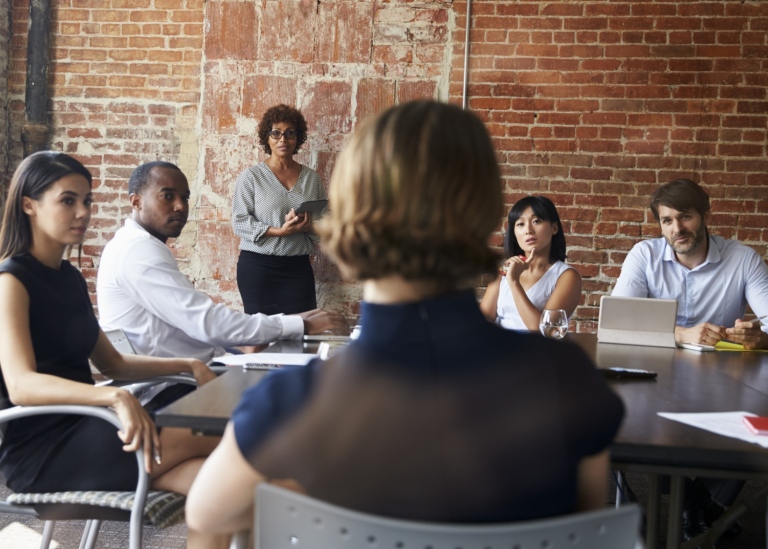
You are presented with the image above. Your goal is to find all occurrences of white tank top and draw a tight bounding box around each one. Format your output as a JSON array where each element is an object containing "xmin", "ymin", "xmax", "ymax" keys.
[{"xmin": 496, "ymin": 261, "xmax": 574, "ymax": 331}]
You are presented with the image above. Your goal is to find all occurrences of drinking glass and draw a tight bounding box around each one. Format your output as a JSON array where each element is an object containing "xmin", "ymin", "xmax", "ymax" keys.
[{"xmin": 539, "ymin": 309, "xmax": 568, "ymax": 339}]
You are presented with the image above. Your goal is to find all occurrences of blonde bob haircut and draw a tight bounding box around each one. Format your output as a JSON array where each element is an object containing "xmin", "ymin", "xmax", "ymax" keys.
[{"xmin": 320, "ymin": 100, "xmax": 502, "ymax": 285}]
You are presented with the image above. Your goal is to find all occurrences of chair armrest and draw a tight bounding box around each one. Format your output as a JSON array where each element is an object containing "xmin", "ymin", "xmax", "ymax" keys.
[
  {"xmin": 0, "ymin": 404, "xmax": 150, "ymax": 536},
  {"xmin": 96, "ymin": 374, "xmax": 198, "ymax": 391}
]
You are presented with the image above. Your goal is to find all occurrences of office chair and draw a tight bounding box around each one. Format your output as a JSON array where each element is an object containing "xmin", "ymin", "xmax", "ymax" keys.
[{"xmin": 256, "ymin": 483, "xmax": 644, "ymax": 549}]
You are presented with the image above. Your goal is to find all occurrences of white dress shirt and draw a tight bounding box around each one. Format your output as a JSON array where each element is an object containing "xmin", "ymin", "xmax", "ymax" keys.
[
  {"xmin": 612, "ymin": 235, "xmax": 768, "ymax": 333},
  {"xmin": 97, "ymin": 219, "xmax": 304, "ymax": 363}
]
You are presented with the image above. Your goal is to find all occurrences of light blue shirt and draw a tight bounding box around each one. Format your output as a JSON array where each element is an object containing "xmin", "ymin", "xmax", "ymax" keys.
[{"xmin": 612, "ymin": 235, "xmax": 768, "ymax": 333}]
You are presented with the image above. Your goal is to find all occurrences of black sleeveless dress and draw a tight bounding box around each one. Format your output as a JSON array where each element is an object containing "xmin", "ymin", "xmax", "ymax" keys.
[{"xmin": 0, "ymin": 253, "xmax": 138, "ymax": 493}]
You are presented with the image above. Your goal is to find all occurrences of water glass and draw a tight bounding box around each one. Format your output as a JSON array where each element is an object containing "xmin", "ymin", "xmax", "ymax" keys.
[{"xmin": 539, "ymin": 309, "xmax": 568, "ymax": 339}]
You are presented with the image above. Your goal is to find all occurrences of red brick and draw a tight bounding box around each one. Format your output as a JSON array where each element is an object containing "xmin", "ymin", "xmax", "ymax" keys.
[
  {"xmin": 129, "ymin": 10, "xmax": 168, "ymax": 22},
  {"xmin": 398, "ymin": 80, "xmax": 436, "ymax": 103},
  {"xmin": 260, "ymin": 1, "xmax": 316, "ymax": 63},
  {"xmin": 241, "ymin": 74, "xmax": 298, "ymax": 122},
  {"xmin": 301, "ymin": 80, "xmax": 353, "ymax": 136},
  {"xmin": 563, "ymin": 17, "xmax": 608, "ymax": 31},
  {"xmin": 718, "ymin": 144, "xmax": 765, "ymax": 157},
  {"xmin": 355, "ymin": 78, "xmax": 396, "ymax": 123},
  {"xmin": 202, "ymin": 71, "xmax": 240, "ymax": 133},
  {"xmin": 205, "ymin": 2, "xmax": 257, "ymax": 60},
  {"xmin": 92, "ymin": 10, "xmax": 129, "ymax": 22}
]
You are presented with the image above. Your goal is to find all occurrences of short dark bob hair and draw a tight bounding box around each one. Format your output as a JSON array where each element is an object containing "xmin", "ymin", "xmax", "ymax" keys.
[
  {"xmin": 650, "ymin": 178, "xmax": 710, "ymax": 222},
  {"xmin": 320, "ymin": 100, "xmax": 502, "ymax": 285},
  {"xmin": 257, "ymin": 104, "xmax": 308, "ymax": 156},
  {"xmin": 0, "ymin": 151, "xmax": 92, "ymax": 262},
  {"xmin": 504, "ymin": 195, "xmax": 566, "ymax": 263}
]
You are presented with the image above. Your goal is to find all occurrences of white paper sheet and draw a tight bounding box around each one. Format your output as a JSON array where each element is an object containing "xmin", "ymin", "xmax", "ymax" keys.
[
  {"xmin": 658, "ymin": 411, "xmax": 768, "ymax": 449},
  {"xmin": 212, "ymin": 352, "xmax": 317, "ymax": 367}
]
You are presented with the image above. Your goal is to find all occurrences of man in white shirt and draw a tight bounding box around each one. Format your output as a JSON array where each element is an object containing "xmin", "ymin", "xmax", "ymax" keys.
[
  {"xmin": 97, "ymin": 161, "xmax": 348, "ymax": 364},
  {"xmin": 613, "ymin": 178, "xmax": 768, "ymax": 350},
  {"xmin": 612, "ymin": 178, "xmax": 768, "ymax": 541}
]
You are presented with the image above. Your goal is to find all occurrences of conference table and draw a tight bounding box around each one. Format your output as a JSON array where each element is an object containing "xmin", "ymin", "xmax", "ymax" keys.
[
  {"xmin": 154, "ymin": 333, "xmax": 768, "ymax": 549},
  {"xmin": 569, "ymin": 334, "xmax": 768, "ymax": 549}
]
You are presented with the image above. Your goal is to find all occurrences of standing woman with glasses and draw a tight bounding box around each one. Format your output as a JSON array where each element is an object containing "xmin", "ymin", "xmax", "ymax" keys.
[{"xmin": 232, "ymin": 104, "xmax": 327, "ymax": 315}]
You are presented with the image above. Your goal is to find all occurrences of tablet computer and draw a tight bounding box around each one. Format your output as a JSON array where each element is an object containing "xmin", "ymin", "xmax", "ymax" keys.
[
  {"xmin": 295, "ymin": 199, "xmax": 328, "ymax": 216},
  {"xmin": 598, "ymin": 295, "xmax": 678, "ymax": 348}
]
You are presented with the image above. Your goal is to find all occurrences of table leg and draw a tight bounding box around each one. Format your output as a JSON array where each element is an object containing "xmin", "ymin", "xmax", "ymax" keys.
[
  {"xmin": 667, "ymin": 475, "xmax": 685, "ymax": 549},
  {"xmin": 646, "ymin": 473, "xmax": 661, "ymax": 549}
]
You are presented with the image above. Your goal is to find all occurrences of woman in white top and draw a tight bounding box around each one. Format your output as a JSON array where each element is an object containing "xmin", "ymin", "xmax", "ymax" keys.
[{"xmin": 481, "ymin": 196, "xmax": 582, "ymax": 331}]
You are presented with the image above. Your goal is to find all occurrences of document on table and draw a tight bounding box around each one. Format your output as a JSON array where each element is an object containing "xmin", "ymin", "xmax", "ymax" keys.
[
  {"xmin": 715, "ymin": 341, "xmax": 768, "ymax": 353},
  {"xmin": 658, "ymin": 411, "xmax": 768, "ymax": 449},
  {"xmin": 213, "ymin": 352, "xmax": 317, "ymax": 367}
]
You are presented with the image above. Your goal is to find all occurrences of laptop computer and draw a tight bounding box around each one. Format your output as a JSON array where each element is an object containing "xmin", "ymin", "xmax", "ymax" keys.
[{"xmin": 598, "ymin": 295, "xmax": 678, "ymax": 348}]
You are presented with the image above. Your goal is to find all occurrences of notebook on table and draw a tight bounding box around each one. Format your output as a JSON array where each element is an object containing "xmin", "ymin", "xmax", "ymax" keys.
[{"xmin": 598, "ymin": 296, "xmax": 678, "ymax": 348}]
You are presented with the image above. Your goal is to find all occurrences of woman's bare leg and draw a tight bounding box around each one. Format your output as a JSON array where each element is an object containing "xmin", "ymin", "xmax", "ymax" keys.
[
  {"xmin": 148, "ymin": 429, "xmax": 229, "ymax": 549},
  {"xmin": 150, "ymin": 427, "xmax": 220, "ymax": 479}
]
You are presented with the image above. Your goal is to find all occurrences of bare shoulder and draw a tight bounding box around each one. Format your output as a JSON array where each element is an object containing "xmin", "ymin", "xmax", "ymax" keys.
[
  {"xmin": 560, "ymin": 266, "xmax": 582, "ymax": 282},
  {"xmin": 0, "ymin": 270, "xmax": 28, "ymax": 298}
]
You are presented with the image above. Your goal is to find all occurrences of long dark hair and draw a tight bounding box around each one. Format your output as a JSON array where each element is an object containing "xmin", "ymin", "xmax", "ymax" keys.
[
  {"xmin": 504, "ymin": 195, "xmax": 567, "ymax": 263},
  {"xmin": 0, "ymin": 151, "xmax": 93, "ymax": 261}
]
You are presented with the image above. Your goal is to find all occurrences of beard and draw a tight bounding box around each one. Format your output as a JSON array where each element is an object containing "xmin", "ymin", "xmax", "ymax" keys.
[{"xmin": 667, "ymin": 225, "xmax": 707, "ymax": 255}]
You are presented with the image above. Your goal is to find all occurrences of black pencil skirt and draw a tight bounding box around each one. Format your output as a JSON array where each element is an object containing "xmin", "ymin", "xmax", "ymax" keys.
[{"xmin": 236, "ymin": 251, "xmax": 317, "ymax": 315}]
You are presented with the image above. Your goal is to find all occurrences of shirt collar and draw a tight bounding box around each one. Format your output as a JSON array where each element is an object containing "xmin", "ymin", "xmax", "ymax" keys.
[
  {"xmin": 662, "ymin": 235, "xmax": 721, "ymax": 270},
  {"xmin": 355, "ymin": 289, "xmax": 487, "ymax": 347}
]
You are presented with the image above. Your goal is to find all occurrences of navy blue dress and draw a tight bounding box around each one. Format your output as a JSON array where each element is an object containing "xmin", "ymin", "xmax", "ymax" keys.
[
  {"xmin": 232, "ymin": 290, "xmax": 625, "ymax": 522},
  {"xmin": 0, "ymin": 253, "xmax": 138, "ymax": 493}
]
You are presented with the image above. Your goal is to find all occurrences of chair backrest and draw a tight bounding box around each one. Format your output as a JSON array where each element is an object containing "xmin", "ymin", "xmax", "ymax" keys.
[
  {"xmin": 104, "ymin": 328, "xmax": 136, "ymax": 355},
  {"xmin": 256, "ymin": 483, "xmax": 642, "ymax": 549}
]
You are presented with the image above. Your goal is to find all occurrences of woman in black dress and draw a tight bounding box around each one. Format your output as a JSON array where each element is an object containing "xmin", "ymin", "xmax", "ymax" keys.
[{"xmin": 0, "ymin": 152, "xmax": 227, "ymax": 549}]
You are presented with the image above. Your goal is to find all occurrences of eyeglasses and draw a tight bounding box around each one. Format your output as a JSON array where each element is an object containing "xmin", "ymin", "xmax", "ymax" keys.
[{"xmin": 268, "ymin": 129, "xmax": 298, "ymax": 140}]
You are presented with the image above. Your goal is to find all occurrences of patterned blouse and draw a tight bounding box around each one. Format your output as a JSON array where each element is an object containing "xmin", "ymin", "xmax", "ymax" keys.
[{"xmin": 231, "ymin": 162, "xmax": 327, "ymax": 256}]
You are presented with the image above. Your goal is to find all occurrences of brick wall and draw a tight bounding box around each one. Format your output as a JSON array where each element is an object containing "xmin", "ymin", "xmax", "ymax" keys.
[
  {"xmin": 4, "ymin": 0, "xmax": 767, "ymax": 330},
  {"xmin": 8, "ymin": 0, "xmax": 204, "ymax": 295}
]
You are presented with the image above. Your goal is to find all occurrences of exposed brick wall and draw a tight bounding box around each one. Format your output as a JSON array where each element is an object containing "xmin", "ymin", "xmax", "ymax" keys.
[
  {"xmin": 4, "ymin": 0, "xmax": 767, "ymax": 332},
  {"xmin": 7, "ymin": 0, "xmax": 204, "ymax": 297},
  {"xmin": 451, "ymin": 0, "xmax": 768, "ymax": 331}
]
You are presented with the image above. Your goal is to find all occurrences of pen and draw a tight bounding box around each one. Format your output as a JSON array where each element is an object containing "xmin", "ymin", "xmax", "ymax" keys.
[{"xmin": 153, "ymin": 446, "xmax": 162, "ymax": 465}]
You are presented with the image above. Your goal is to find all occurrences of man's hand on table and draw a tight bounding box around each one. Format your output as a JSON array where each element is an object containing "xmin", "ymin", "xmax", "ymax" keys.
[
  {"xmin": 298, "ymin": 309, "xmax": 350, "ymax": 335},
  {"xmin": 675, "ymin": 323, "xmax": 726, "ymax": 347},
  {"xmin": 188, "ymin": 359, "xmax": 218, "ymax": 386},
  {"xmin": 726, "ymin": 319, "xmax": 768, "ymax": 350},
  {"xmin": 234, "ymin": 344, "xmax": 270, "ymax": 354}
]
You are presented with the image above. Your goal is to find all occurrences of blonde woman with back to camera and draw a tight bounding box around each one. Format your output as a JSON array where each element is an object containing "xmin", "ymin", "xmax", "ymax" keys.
[{"xmin": 186, "ymin": 101, "xmax": 624, "ymax": 533}]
